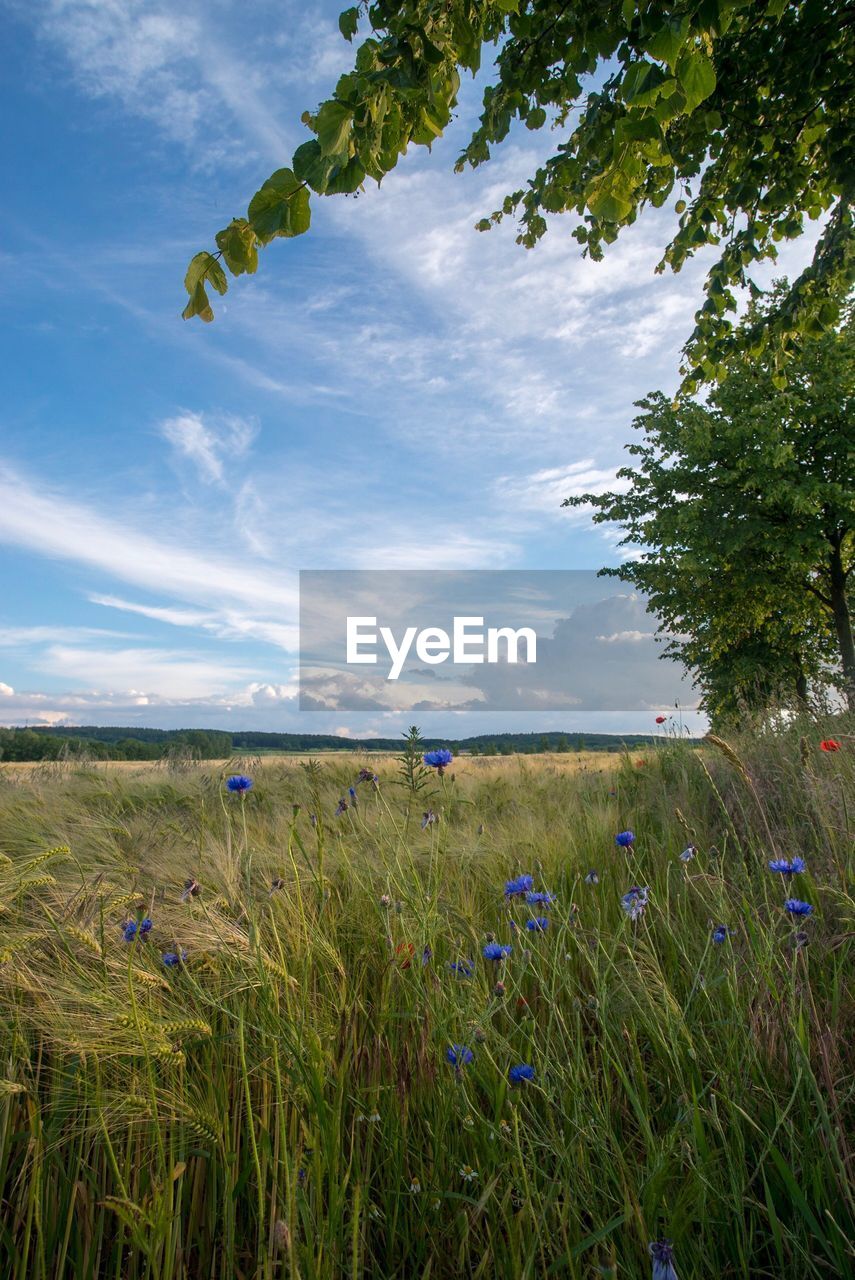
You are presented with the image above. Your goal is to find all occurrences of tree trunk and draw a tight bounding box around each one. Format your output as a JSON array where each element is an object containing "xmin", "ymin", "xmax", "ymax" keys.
[{"xmin": 829, "ymin": 537, "xmax": 855, "ymax": 711}]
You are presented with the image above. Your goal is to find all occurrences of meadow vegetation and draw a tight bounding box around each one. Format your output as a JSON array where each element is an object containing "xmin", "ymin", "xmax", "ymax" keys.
[{"xmin": 0, "ymin": 724, "xmax": 851, "ymax": 1278}]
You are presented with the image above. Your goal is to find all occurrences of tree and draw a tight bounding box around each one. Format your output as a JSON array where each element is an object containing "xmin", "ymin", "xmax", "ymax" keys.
[
  {"xmin": 565, "ymin": 291, "xmax": 855, "ymax": 721},
  {"xmin": 182, "ymin": 1, "xmax": 854, "ymax": 386}
]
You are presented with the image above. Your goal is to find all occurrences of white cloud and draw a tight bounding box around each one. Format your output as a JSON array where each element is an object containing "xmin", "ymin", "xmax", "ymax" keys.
[
  {"xmin": 0, "ymin": 465, "xmax": 297, "ymax": 617},
  {"xmin": 160, "ymin": 410, "xmax": 257, "ymax": 486}
]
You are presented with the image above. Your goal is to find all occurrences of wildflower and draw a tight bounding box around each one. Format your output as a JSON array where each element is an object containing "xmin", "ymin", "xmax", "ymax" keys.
[
  {"xmin": 462, "ymin": 1114, "xmax": 475, "ymax": 1128},
  {"xmin": 348, "ymin": 786, "xmax": 357, "ymax": 804},
  {"xmin": 297, "ymin": 1168, "xmax": 307, "ymax": 1186},
  {"xmin": 711, "ymin": 925, "xmax": 730, "ymax": 944},
  {"xmin": 379, "ymin": 894, "xmax": 391, "ymax": 908},
  {"xmin": 784, "ymin": 899, "xmax": 813, "ymax": 917},
  {"xmin": 820, "ymin": 739, "xmax": 840, "ymax": 752},
  {"xmin": 678, "ymin": 845, "xmax": 696, "ymax": 863},
  {"xmin": 525, "ymin": 890, "xmax": 556, "ymax": 906},
  {"xmin": 422, "ymin": 944, "xmax": 433, "ymax": 966},
  {"xmin": 409, "ymin": 1177, "xmax": 421, "ymax": 1193},
  {"xmin": 122, "ymin": 917, "xmax": 152, "ymax": 942},
  {"xmin": 335, "ymin": 798, "xmax": 348, "ymax": 816},
  {"xmin": 504, "ymin": 874, "xmax": 534, "ymax": 898},
  {"xmin": 459, "ymin": 1165, "xmax": 478, "ymax": 1182},
  {"xmin": 421, "ymin": 809, "xmax": 438, "ymax": 829},
  {"xmin": 396, "ymin": 942, "xmax": 415, "ymax": 969},
  {"xmin": 584, "ymin": 870, "xmax": 599, "ymax": 885},
  {"xmin": 448, "ymin": 961, "xmax": 473, "ymax": 978},
  {"xmin": 649, "ymin": 1239, "xmax": 679, "ymax": 1280},
  {"xmin": 526, "ymin": 917, "xmax": 549, "ymax": 932},
  {"xmin": 180, "ymin": 877, "xmax": 200, "ymax": 902},
  {"xmin": 493, "ymin": 981, "xmax": 506, "ymax": 997},
  {"xmin": 655, "ymin": 715, "xmax": 667, "ymax": 725},
  {"xmin": 792, "ymin": 930, "xmax": 810, "ymax": 949},
  {"xmin": 472, "ymin": 1027, "xmax": 487, "ymax": 1043},
  {"xmin": 768, "ymin": 857, "xmax": 806, "ymax": 876},
  {"xmin": 483, "ymin": 941, "xmax": 512, "ymax": 961},
  {"xmin": 226, "ymin": 775, "xmax": 253, "ymax": 794},
  {"xmin": 615, "ymin": 830, "xmax": 635, "ymax": 848},
  {"xmin": 357, "ymin": 768, "xmax": 375, "ymax": 783},
  {"xmin": 162, "ymin": 949, "xmax": 188, "ymax": 966},
  {"xmin": 621, "ymin": 886, "xmax": 649, "ymax": 921},
  {"xmin": 447, "ymin": 1044, "xmax": 474, "ymax": 1069},
  {"xmin": 508, "ymin": 1063, "xmax": 535, "ymax": 1084},
  {"xmin": 423, "ymin": 748, "xmax": 453, "ymax": 775}
]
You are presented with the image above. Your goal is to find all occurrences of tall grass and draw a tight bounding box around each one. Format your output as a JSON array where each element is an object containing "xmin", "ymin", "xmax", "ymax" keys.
[{"xmin": 0, "ymin": 727, "xmax": 851, "ymax": 1278}]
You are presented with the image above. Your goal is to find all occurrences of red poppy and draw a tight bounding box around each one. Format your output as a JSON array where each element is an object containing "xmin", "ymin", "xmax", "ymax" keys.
[
  {"xmin": 820, "ymin": 739, "xmax": 840, "ymax": 752},
  {"xmin": 655, "ymin": 715, "xmax": 667, "ymax": 725},
  {"xmin": 635, "ymin": 758, "xmax": 647, "ymax": 767},
  {"xmin": 395, "ymin": 942, "xmax": 415, "ymax": 969}
]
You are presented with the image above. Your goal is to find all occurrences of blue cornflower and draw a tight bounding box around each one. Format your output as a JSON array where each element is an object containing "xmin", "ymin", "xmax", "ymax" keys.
[
  {"xmin": 584, "ymin": 870, "xmax": 599, "ymax": 885},
  {"xmin": 525, "ymin": 917, "xmax": 549, "ymax": 932},
  {"xmin": 446, "ymin": 1044, "xmax": 474, "ymax": 1068},
  {"xmin": 525, "ymin": 891, "xmax": 556, "ymax": 906},
  {"xmin": 621, "ymin": 886, "xmax": 649, "ymax": 921},
  {"xmin": 483, "ymin": 942, "xmax": 512, "ymax": 961},
  {"xmin": 226, "ymin": 775, "xmax": 253, "ymax": 794},
  {"xmin": 508, "ymin": 1063, "xmax": 535, "ymax": 1084},
  {"xmin": 421, "ymin": 944, "xmax": 432, "ymax": 967},
  {"xmin": 162, "ymin": 949, "xmax": 188, "ymax": 966},
  {"xmin": 679, "ymin": 845, "xmax": 696, "ymax": 863},
  {"xmin": 784, "ymin": 898, "xmax": 813, "ymax": 916},
  {"xmin": 421, "ymin": 809, "xmax": 438, "ymax": 829},
  {"xmin": 711, "ymin": 924, "xmax": 730, "ymax": 944},
  {"xmin": 448, "ymin": 961, "xmax": 473, "ymax": 978},
  {"xmin": 504, "ymin": 874, "xmax": 534, "ymax": 898},
  {"xmin": 122, "ymin": 917, "xmax": 153, "ymax": 942},
  {"xmin": 615, "ymin": 830, "xmax": 635, "ymax": 848},
  {"xmin": 649, "ymin": 1240, "xmax": 679, "ymax": 1280},
  {"xmin": 768, "ymin": 857, "xmax": 806, "ymax": 875},
  {"xmin": 348, "ymin": 786, "xmax": 357, "ymax": 801},
  {"xmin": 423, "ymin": 748, "xmax": 453, "ymax": 773}
]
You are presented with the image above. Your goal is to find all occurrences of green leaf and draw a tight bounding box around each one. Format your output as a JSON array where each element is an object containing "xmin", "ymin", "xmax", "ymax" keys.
[
  {"xmin": 644, "ymin": 17, "xmax": 689, "ymax": 69},
  {"xmin": 676, "ymin": 49, "xmax": 717, "ymax": 111},
  {"xmin": 621, "ymin": 59, "xmax": 667, "ymax": 107},
  {"xmin": 181, "ymin": 280, "xmax": 214, "ymax": 323},
  {"xmin": 586, "ymin": 176, "xmax": 633, "ymax": 222},
  {"xmin": 315, "ymin": 100, "xmax": 353, "ymax": 156},
  {"xmin": 494, "ymin": 0, "xmax": 520, "ymax": 11},
  {"xmin": 292, "ymin": 140, "xmax": 336, "ymax": 194},
  {"xmin": 248, "ymin": 169, "xmax": 311, "ymax": 242},
  {"xmin": 325, "ymin": 154, "xmax": 366, "ymax": 194},
  {"xmin": 526, "ymin": 106, "xmax": 547, "ymax": 131},
  {"xmin": 338, "ymin": 7, "xmax": 358, "ymax": 41},
  {"xmin": 215, "ymin": 220, "xmax": 258, "ymax": 276}
]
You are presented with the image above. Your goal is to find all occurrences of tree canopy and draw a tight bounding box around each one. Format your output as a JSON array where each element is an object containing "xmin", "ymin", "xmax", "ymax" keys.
[
  {"xmin": 182, "ymin": 0, "xmax": 854, "ymax": 388},
  {"xmin": 564, "ymin": 290, "xmax": 855, "ymax": 722}
]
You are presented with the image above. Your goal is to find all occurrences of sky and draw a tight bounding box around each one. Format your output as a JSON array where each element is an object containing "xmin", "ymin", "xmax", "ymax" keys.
[{"xmin": 0, "ymin": 0, "xmax": 818, "ymax": 738}]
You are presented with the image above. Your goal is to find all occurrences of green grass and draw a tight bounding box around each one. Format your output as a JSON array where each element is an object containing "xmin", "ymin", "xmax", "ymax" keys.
[{"xmin": 0, "ymin": 727, "xmax": 852, "ymax": 1279}]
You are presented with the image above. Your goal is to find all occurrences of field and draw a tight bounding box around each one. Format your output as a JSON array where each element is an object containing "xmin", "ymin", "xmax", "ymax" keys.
[{"xmin": 0, "ymin": 730, "xmax": 852, "ymax": 1279}]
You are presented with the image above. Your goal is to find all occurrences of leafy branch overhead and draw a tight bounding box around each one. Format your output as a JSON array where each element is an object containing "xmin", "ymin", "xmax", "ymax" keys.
[{"xmin": 182, "ymin": 0, "xmax": 854, "ymax": 387}]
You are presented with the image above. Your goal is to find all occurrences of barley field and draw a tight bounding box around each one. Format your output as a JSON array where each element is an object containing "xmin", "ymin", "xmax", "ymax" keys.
[{"xmin": 0, "ymin": 728, "xmax": 851, "ymax": 1279}]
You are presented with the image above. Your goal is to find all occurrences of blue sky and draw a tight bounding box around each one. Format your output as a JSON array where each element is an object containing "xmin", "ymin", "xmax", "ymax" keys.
[{"xmin": 0, "ymin": 1, "xmax": 817, "ymax": 737}]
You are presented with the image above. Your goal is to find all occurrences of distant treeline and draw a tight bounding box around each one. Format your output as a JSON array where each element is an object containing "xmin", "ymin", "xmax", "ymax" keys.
[{"xmin": 0, "ymin": 726, "xmax": 683, "ymax": 762}]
